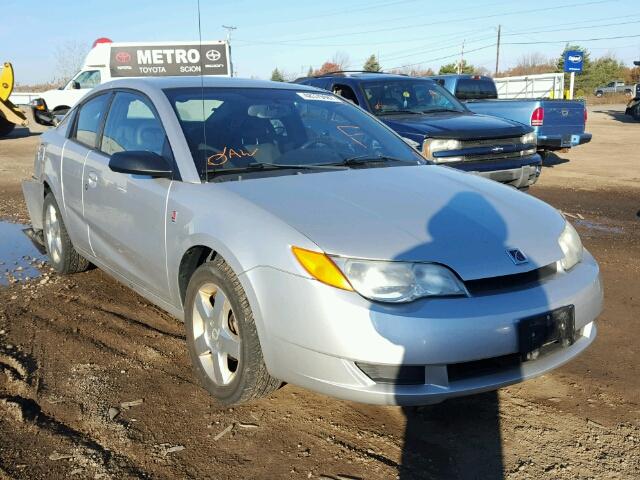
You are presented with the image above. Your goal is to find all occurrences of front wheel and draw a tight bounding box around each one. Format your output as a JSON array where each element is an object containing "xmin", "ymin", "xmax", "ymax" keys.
[
  {"xmin": 43, "ymin": 193, "xmax": 90, "ymax": 274},
  {"xmin": 595, "ymin": 91, "xmax": 603, "ymax": 98},
  {"xmin": 184, "ymin": 257, "xmax": 280, "ymax": 405}
]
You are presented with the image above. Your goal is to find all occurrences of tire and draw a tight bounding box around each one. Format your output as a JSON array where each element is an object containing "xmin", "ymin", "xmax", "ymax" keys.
[
  {"xmin": 184, "ymin": 257, "xmax": 280, "ymax": 405},
  {"xmin": 43, "ymin": 192, "xmax": 91, "ymax": 274},
  {"xmin": 595, "ymin": 91, "xmax": 603, "ymax": 98},
  {"xmin": 0, "ymin": 115, "xmax": 15, "ymax": 137},
  {"xmin": 624, "ymin": 89, "xmax": 632, "ymax": 97}
]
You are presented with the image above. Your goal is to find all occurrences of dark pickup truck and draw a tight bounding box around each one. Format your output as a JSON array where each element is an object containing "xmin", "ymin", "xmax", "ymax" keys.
[
  {"xmin": 625, "ymin": 83, "xmax": 640, "ymax": 120},
  {"xmin": 295, "ymin": 72, "xmax": 541, "ymax": 188}
]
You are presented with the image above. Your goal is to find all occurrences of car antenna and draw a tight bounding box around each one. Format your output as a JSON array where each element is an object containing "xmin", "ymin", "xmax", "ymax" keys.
[{"xmin": 197, "ymin": 0, "xmax": 210, "ymax": 182}]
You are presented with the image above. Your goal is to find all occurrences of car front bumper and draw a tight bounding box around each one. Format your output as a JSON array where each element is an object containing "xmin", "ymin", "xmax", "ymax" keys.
[
  {"xmin": 242, "ymin": 250, "xmax": 603, "ymax": 406},
  {"xmin": 538, "ymin": 133, "xmax": 592, "ymax": 149}
]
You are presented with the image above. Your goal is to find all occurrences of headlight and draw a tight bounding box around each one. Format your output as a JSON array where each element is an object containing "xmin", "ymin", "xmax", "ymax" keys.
[
  {"xmin": 520, "ymin": 131, "xmax": 538, "ymax": 156},
  {"xmin": 332, "ymin": 258, "xmax": 467, "ymax": 303},
  {"xmin": 557, "ymin": 221, "xmax": 583, "ymax": 271},
  {"xmin": 422, "ymin": 138, "xmax": 462, "ymax": 163},
  {"xmin": 521, "ymin": 131, "xmax": 537, "ymax": 145}
]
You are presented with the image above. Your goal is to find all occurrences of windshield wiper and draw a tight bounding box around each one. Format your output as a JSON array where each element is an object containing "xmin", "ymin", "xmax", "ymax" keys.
[
  {"xmin": 423, "ymin": 108, "xmax": 462, "ymax": 113},
  {"xmin": 334, "ymin": 154, "xmax": 422, "ymax": 167},
  {"xmin": 376, "ymin": 110, "xmax": 423, "ymax": 115},
  {"xmin": 207, "ymin": 162, "xmax": 346, "ymax": 177}
]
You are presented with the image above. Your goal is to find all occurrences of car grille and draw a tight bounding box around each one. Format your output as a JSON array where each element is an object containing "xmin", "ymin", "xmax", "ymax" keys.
[
  {"xmin": 460, "ymin": 136, "xmax": 522, "ymax": 147},
  {"xmin": 464, "ymin": 263, "xmax": 558, "ymax": 296}
]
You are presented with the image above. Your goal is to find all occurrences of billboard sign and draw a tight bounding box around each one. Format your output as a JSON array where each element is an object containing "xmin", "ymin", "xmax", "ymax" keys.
[
  {"xmin": 564, "ymin": 50, "xmax": 584, "ymax": 73},
  {"xmin": 109, "ymin": 41, "xmax": 230, "ymax": 77}
]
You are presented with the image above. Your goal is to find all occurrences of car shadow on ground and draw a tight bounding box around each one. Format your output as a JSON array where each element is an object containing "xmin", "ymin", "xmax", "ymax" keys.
[
  {"xmin": 541, "ymin": 152, "xmax": 570, "ymax": 168},
  {"xmin": 0, "ymin": 127, "xmax": 41, "ymax": 140},
  {"xmin": 591, "ymin": 109, "xmax": 638, "ymax": 124}
]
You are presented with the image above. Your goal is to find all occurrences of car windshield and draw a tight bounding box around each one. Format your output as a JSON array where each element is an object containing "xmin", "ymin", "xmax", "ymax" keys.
[
  {"xmin": 361, "ymin": 79, "xmax": 466, "ymax": 115},
  {"xmin": 165, "ymin": 87, "xmax": 424, "ymax": 180}
]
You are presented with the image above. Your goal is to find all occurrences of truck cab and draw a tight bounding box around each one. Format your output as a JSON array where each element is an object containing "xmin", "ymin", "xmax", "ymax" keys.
[
  {"xmin": 295, "ymin": 72, "xmax": 541, "ymax": 189},
  {"xmin": 32, "ymin": 38, "xmax": 231, "ymax": 121}
]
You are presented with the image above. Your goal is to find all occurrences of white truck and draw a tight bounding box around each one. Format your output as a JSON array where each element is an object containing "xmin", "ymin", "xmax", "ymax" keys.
[{"xmin": 33, "ymin": 38, "xmax": 231, "ymax": 119}]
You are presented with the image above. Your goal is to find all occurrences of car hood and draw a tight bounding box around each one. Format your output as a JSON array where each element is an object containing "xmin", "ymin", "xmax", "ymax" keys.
[
  {"xmin": 218, "ymin": 166, "xmax": 566, "ymax": 280},
  {"xmin": 380, "ymin": 111, "xmax": 529, "ymax": 140}
]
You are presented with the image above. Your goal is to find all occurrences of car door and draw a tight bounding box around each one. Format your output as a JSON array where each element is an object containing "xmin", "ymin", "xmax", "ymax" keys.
[
  {"xmin": 83, "ymin": 90, "xmax": 175, "ymax": 299},
  {"xmin": 62, "ymin": 92, "xmax": 112, "ymax": 255}
]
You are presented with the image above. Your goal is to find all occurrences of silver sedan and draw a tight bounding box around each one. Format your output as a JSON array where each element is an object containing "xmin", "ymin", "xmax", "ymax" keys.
[{"xmin": 22, "ymin": 77, "xmax": 602, "ymax": 406}]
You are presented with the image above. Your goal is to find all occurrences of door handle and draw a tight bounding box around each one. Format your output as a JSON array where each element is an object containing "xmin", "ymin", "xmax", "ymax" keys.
[{"xmin": 87, "ymin": 171, "xmax": 98, "ymax": 188}]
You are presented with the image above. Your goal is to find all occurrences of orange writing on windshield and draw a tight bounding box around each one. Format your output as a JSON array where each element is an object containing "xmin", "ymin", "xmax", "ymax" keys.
[{"xmin": 208, "ymin": 147, "xmax": 259, "ymax": 166}]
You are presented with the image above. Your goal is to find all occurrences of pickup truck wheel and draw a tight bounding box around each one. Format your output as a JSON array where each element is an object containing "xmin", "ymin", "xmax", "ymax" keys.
[
  {"xmin": 184, "ymin": 257, "xmax": 280, "ymax": 405},
  {"xmin": 43, "ymin": 193, "xmax": 90, "ymax": 274},
  {"xmin": 595, "ymin": 91, "xmax": 603, "ymax": 98}
]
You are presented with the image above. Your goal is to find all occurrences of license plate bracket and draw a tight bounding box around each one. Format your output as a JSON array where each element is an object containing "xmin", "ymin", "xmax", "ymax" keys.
[{"xmin": 517, "ymin": 305, "xmax": 576, "ymax": 361}]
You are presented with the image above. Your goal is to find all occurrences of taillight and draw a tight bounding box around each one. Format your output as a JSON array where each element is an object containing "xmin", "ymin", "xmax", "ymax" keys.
[
  {"xmin": 531, "ymin": 107, "xmax": 544, "ymax": 126},
  {"xmin": 584, "ymin": 107, "xmax": 588, "ymax": 124}
]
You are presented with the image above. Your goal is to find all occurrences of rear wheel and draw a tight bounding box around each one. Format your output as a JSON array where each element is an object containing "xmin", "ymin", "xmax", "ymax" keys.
[
  {"xmin": 184, "ymin": 257, "xmax": 280, "ymax": 405},
  {"xmin": 595, "ymin": 91, "xmax": 603, "ymax": 98},
  {"xmin": 43, "ymin": 193, "xmax": 90, "ymax": 274}
]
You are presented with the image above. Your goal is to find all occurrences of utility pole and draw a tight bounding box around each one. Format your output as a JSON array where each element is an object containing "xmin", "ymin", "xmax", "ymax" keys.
[
  {"xmin": 458, "ymin": 40, "xmax": 465, "ymax": 74},
  {"xmin": 495, "ymin": 25, "xmax": 501, "ymax": 76},
  {"xmin": 222, "ymin": 25, "xmax": 237, "ymax": 77}
]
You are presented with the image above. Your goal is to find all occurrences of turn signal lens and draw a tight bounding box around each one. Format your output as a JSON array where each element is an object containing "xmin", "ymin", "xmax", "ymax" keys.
[{"xmin": 292, "ymin": 247, "xmax": 353, "ymax": 291}]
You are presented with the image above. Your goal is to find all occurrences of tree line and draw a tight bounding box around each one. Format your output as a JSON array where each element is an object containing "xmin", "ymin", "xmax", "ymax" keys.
[{"xmin": 271, "ymin": 46, "xmax": 640, "ymax": 96}]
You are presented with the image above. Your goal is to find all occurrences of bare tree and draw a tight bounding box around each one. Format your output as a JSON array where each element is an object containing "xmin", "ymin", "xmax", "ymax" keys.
[
  {"xmin": 501, "ymin": 53, "xmax": 556, "ymax": 76},
  {"xmin": 53, "ymin": 41, "xmax": 89, "ymax": 84},
  {"xmin": 331, "ymin": 51, "xmax": 351, "ymax": 71}
]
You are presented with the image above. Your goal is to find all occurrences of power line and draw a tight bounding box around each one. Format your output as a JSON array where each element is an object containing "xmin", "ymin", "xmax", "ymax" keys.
[
  {"xmin": 504, "ymin": 33, "xmax": 640, "ymax": 45},
  {"xmin": 235, "ymin": 0, "xmax": 613, "ymax": 46},
  {"xmin": 385, "ymin": 43, "xmax": 498, "ymax": 71}
]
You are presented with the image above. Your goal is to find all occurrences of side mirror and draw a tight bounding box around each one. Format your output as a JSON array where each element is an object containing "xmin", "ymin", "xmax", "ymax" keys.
[
  {"xmin": 108, "ymin": 151, "xmax": 173, "ymax": 179},
  {"xmin": 71, "ymin": 81, "xmax": 81, "ymax": 90}
]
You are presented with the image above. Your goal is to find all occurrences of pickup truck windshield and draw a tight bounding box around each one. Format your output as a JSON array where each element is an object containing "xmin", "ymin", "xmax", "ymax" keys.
[
  {"xmin": 361, "ymin": 80, "xmax": 466, "ymax": 115},
  {"xmin": 164, "ymin": 87, "xmax": 424, "ymax": 179}
]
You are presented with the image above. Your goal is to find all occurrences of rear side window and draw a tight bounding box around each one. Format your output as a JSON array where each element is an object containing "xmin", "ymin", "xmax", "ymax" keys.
[
  {"xmin": 74, "ymin": 94, "xmax": 110, "ymax": 148},
  {"xmin": 101, "ymin": 91, "xmax": 168, "ymax": 157},
  {"xmin": 455, "ymin": 79, "xmax": 498, "ymax": 100}
]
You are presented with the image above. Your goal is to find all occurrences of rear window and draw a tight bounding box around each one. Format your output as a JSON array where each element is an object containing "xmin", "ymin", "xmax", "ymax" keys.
[{"xmin": 455, "ymin": 79, "xmax": 498, "ymax": 100}]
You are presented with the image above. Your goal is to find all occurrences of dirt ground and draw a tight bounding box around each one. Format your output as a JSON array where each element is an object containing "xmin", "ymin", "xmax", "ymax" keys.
[{"xmin": 0, "ymin": 105, "xmax": 638, "ymax": 480}]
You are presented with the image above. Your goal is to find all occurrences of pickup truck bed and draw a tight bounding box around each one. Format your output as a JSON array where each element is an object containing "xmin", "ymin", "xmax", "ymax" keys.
[{"xmin": 465, "ymin": 99, "xmax": 591, "ymax": 150}]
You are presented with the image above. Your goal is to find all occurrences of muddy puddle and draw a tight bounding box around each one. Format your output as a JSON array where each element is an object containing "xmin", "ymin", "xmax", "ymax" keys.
[{"xmin": 0, "ymin": 221, "xmax": 45, "ymax": 286}]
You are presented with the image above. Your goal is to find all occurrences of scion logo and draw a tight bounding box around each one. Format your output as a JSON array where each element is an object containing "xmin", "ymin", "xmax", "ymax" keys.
[
  {"xmin": 507, "ymin": 248, "xmax": 528, "ymax": 265},
  {"xmin": 205, "ymin": 49, "xmax": 221, "ymax": 61},
  {"xmin": 568, "ymin": 55, "xmax": 582, "ymax": 63},
  {"xmin": 115, "ymin": 51, "xmax": 131, "ymax": 63}
]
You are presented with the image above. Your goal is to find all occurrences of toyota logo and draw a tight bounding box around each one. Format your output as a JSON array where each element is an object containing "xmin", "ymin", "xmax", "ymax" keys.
[
  {"xmin": 115, "ymin": 51, "xmax": 131, "ymax": 63},
  {"xmin": 205, "ymin": 49, "xmax": 221, "ymax": 61}
]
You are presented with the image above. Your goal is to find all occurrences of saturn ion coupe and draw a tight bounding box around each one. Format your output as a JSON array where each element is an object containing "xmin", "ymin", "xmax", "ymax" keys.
[{"xmin": 21, "ymin": 77, "xmax": 603, "ymax": 405}]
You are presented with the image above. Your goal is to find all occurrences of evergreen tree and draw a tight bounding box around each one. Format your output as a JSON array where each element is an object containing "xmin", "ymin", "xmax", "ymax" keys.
[
  {"xmin": 270, "ymin": 68, "xmax": 285, "ymax": 82},
  {"xmin": 363, "ymin": 54, "xmax": 381, "ymax": 72}
]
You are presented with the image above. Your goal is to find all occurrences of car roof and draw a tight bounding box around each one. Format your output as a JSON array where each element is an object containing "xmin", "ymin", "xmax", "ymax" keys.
[
  {"xmin": 296, "ymin": 72, "xmax": 436, "ymax": 83},
  {"xmin": 95, "ymin": 75, "xmax": 321, "ymax": 94}
]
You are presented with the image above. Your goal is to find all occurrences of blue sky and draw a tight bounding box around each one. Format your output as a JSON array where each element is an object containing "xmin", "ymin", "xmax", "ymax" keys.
[{"xmin": 4, "ymin": 0, "xmax": 640, "ymax": 84}]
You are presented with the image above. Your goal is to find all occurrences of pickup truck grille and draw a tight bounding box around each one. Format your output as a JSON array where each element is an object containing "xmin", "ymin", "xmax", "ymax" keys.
[
  {"xmin": 430, "ymin": 136, "xmax": 535, "ymax": 163},
  {"xmin": 460, "ymin": 137, "xmax": 522, "ymax": 147}
]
